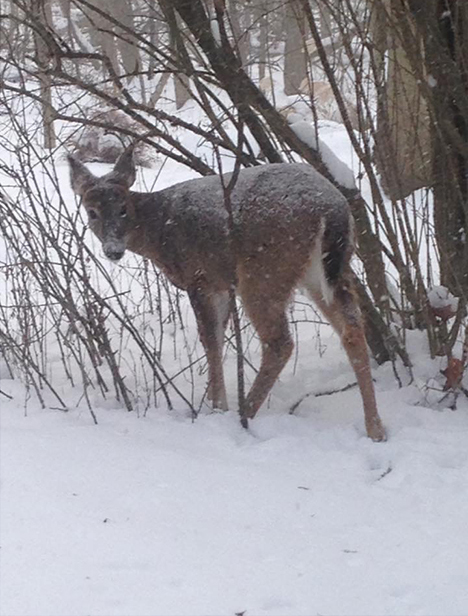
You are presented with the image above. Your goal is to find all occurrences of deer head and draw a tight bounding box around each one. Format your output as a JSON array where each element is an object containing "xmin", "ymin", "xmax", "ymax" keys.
[{"xmin": 68, "ymin": 146, "xmax": 136, "ymax": 261}]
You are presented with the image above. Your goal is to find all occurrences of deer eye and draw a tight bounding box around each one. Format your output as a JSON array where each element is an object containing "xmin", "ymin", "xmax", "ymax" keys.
[
  {"xmin": 88, "ymin": 209, "xmax": 98, "ymax": 220},
  {"xmin": 119, "ymin": 207, "xmax": 127, "ymax": 219}
]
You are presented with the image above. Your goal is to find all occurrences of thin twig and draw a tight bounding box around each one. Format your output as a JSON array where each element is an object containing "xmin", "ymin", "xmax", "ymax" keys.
[
  {"xmin": 0, "ymin": 388, "xmax": 13, "ymax": 400},
  {"xmin": 289, "ymin": 381, "xmax": 359, "ymax": 415}
]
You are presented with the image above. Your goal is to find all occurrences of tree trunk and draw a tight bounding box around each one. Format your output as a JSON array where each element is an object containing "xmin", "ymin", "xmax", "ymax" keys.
[
  {"xmin": 113, "ymin": 0, "xmax": 141, "ymax": 81},
  {"xmin": 373, "ymin": 0, "xmax": 432, "ymax": 201},
  {"xmin": 411, "ymin": 0, "xmax": 468, "ymax": 299},
  {"xmin": 229, "ymin": 0, "xmax": 249, "ymax": 68},
  {"xmin": 175, "ymin": 73, "xmax": 191, "ymax": 110},
  {"xmin": 85, "ymin": 0, "xmax": 120, "ymax": 77},
  {"xmin": 147, "ymin": 2, "xmax": 159, "ymax": 80},
  {"xmin": 284, "ymin": 1, "xmax": 307, "ymax": 95},
  {"xmin": 31, "ymin": 0, "xmax": 56, "ymax": 150},
  {"xmin": 158, "ymin": 0, "xmax": 191, "ymax": 110},
  {"xmin": 256, "ymin": 0, "xmax": 268, "ymax": 82}
]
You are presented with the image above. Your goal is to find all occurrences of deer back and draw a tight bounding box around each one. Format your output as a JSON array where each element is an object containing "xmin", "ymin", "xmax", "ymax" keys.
[{"xmin": 128, "ymin": 164, "xmax": 352, "ymax": 292}]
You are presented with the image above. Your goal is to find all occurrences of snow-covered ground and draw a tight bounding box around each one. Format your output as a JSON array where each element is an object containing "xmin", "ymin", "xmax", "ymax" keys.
[
  {"xmin": 1, "ymin": 119, "xmax": 468, "ymax": 616},
  {"xmin": 2, "ymin": 356, "xmax": 468, "ymax": 616}
]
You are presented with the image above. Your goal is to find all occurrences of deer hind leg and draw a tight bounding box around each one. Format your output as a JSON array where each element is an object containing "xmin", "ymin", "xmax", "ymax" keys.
[
  {"xmin": 240, "ymin": 286, "xmax": 294, "ymax": 420},
  {"xmin": 306, "ymin": 275, "xmax": 386, "ymax": 442},
  {"xmin": 188, "ymin": 288, "xmax": 229, "ymax": 411}
]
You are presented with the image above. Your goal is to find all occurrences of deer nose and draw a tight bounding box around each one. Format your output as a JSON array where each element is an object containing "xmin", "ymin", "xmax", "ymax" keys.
[
  {"xmin": 105, "ymin": 249, "xmax": 124, "ymax": 261},
  {"xmin": 103, "ymin": 238, "xmax": 125, "ymax": 261}
]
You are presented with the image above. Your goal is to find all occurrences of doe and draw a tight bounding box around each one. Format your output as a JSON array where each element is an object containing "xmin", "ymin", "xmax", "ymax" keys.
[{"xmin": 68, "ymin": 148, "xmax": 386, "ymax": 441}]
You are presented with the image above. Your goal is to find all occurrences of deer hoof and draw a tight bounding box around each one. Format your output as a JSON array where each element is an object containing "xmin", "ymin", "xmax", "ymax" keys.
[{"xmin": 367, "ymin": 419, "xmax": 387, "ymax": 442}]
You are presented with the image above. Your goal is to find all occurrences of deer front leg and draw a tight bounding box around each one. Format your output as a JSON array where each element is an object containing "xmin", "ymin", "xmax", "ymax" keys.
[{"xmin": 188, "ymin": 288, "xmax": 229, "ymax": 411}]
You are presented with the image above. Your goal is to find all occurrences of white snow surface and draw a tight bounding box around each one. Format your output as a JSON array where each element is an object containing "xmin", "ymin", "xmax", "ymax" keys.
[
  {"xmin": 210, "ymin": 19, "xmax": 221, "ymax": 46},
  {"xmin": 2, "ymin": 369, "xmax": 468, "ymax": 616},
  {"xmin": 1, "ymin": 127, "xmax": 468, "ymax": 616},
  {"xmin": 288, "ymin": 115, "xmax": 356, "ymax": 190},
  {"xmin": 427, "ymin": 285, "xmax": 459, "ymax": 312}
]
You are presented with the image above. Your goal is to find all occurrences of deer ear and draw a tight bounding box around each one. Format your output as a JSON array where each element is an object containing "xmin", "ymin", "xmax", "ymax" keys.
[
  {"xmin": 68, "ymin": 154, "xmax": 97, "ymax": 197},
  {"xmin": 108, "ymin": 145, "xmax": 136, "ymax": 188}
]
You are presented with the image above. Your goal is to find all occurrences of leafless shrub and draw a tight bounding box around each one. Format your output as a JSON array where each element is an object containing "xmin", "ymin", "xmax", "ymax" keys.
[{"xmin": 0, "ymin": 102, "xmax": 197, "ymax": 416}]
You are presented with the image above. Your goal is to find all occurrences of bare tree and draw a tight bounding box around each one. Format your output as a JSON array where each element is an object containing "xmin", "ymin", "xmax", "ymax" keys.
[
  {"xmin": 410, "ymin": 0, "xmax": 468, "ymax": 300},
  {"xmin": 31, "ymin": 0, "xmax": 56, "ymax": 149},
  {"xmin": 284, "ymin": 0, "xmax": 307, "ymax": 94}
]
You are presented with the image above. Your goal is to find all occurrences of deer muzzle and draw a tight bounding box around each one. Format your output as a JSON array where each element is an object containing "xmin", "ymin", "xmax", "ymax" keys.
[{"xmin": 103, "ymin": 237, "xmax": 126, "ymax": 262}]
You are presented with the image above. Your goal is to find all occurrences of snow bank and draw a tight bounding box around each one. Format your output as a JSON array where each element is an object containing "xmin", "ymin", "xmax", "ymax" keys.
[{"xmin": 287, "ymin": 114, "xmax": 356, "ymax": 190}]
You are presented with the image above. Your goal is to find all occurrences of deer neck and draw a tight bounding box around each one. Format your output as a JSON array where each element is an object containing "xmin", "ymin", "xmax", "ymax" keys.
[
  {"xmin": 123, "ymin": 190, "xmax": 191, "ymax": 287},
  {"xmin": 124, "ymin": 191, "xmax": 165, "ymax": 259}
]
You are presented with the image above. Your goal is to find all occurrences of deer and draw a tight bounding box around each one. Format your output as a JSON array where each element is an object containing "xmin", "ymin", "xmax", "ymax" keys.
[{"xmin": 68, "ymin": 147, "xmax": 386, "ymax": 442}]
